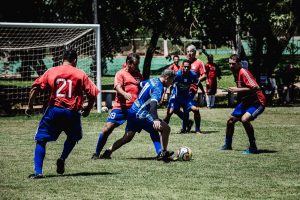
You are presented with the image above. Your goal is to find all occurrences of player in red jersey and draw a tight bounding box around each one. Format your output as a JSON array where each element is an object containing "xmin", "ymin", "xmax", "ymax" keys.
[
  {"xmin": 205, "ymin": 54, "xmax": 221, "ymax": 108},
  {"xmin": 186, "ymin": 44, "xmax": 206, "ymax": 133},
  {"xmin": 221, "ymin": 54, "xmax": 266, "ymax": 154},
  {"xmin": 168, "ymin": 55, "xmax": 181, "ymax": 72},
  {"xmin": 91, "ymin": 53, "xmax": 144, "ymax": 159},
  {"xmin": 26, "ymin": 49, "xmax": 99, "ymax": 178}
]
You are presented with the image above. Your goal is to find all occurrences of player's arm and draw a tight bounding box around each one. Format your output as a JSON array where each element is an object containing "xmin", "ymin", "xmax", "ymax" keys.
[
  {"xmin": 25, "ymin": 86, "xmax": 39, "ymax": 116},
  {"xmin": 115, "ymin": 84, "xmax": 132, "ymax": 101},
  {"xmin": 81, "ymin": 95, "xmax": 96, "ymax": 117},
  {"xmin": 150, "ymin": 100, "xmax": 161, "ymax": 130},
  {"xmin": 228, "ymin": 85, "xmax": 259, "ymax": 93}
]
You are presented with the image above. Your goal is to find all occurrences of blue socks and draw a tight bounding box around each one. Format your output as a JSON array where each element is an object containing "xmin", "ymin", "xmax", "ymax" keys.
[
  {"xmin": 34, "ymin": 141, "xmax": 46, "ymax": 175},
  {"xmin": 95, "ymin": 132, "xmax": 108, "ymax": 156},
  {"xmin": 149, "ymin": 132, "xmax": 162, "ymax": 155}
]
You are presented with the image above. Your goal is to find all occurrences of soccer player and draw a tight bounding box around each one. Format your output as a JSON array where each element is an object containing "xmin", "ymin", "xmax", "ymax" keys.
[
  {"xmin": 163, "ymin": 60, "xmax": 200, "ymax": 133},
  {"xmin": 91, "ymin": 53, "xmax": 144, "ymax": 159},
  {"xmin": 26, "ymin": 49, "xmax": 100, "ymax": 178},
  {"xmin": 185, "ymin": 44, "xmax": 206, "ymax": 133},
  {"xmin": 100, "ymin": 69, "xmax": 176, "ymax": 161},
  {"xmin": 204, "ymin": 54, "xmax": 221, "ymax": 108},
  {"xmin": 221, "ymin": 54, "xmax": 266, "ymax": 154}
]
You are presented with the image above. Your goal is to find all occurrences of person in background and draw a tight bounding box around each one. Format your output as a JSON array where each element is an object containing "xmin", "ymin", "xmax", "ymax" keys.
[
  {"xmin": 26, "ymin": 49, "xmax": 99, "ymax": 178},
  {"xmin": 204, "ymin": 54, "xmax": 222, "ymax": 108},
  {"xmin": 221, "ymin": 54, "xmax": 266, "ymax": 154},
  {"xmin": 168, "ymin": 55, "xmax": 181, "ymax": 72}
]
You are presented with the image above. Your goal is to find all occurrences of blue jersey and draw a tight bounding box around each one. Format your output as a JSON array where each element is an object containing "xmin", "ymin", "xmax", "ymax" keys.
[
  {"xmin": 170, "ymin": 70, "xmax": 198, "ymax": 98},
  {"xmin": 130, "ymin": 77, "xmax": 164, "ymax": 119}
]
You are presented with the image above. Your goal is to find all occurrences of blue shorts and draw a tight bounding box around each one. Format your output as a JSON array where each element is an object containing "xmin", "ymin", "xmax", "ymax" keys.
[
  {"xmin": 167, "ymin": 96, "xmax": 194, "ymax": 112},
  {"xmin": 35, "ymin": 106, "xmax": 82, "ymax": 142},
  {"xmin": 125, "ymin": 111, "xmax": 159, "ymax": 135},
  {"xmin": 232, "ymin": 102, "xmax": 265, "ymax": 120},
  {"xmin": 106, "ymin": 109, "xmax": 128, "ymax": 126}
]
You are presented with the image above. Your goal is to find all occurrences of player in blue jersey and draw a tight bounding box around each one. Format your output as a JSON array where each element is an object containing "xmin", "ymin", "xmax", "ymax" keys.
[
  {"xmin": 163, "ymin": 59, "xmax": 201, "ymax": 133},
  {"xmin": 100, "ymin": 69, "xmax": 176, "ymax": 161}
]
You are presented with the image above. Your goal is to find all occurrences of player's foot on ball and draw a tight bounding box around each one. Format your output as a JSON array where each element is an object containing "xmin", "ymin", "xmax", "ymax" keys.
[
  {"xmin": 220, "ymin": 144, "xmax": 232, "ymax": 150},
  {"xmin": 186, "ymin": 120, "xmax": 194, "ymax": 132},
  {"xmin": 91, "ymin": 153, "xmax": 100, "ymax": 160},
  {"xmin": 100, "ymin": 149, "xmax": 112, "ymax": 159},
  {"xmin": 56, "ymin": 158, "xmax": 65, "ymax": 175},
  {"xmin": 28, "ymin": 173, "xmax": 45, "ymax": 179}
]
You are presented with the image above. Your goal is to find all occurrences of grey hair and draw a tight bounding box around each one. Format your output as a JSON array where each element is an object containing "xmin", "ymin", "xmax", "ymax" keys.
[
  {"xmin": 161, "ymin": 69, "xmax": 176, "ymax": 79},
  {"xmin": 187, "ymin": 44, "xmax": 197, "ymax": 51}
]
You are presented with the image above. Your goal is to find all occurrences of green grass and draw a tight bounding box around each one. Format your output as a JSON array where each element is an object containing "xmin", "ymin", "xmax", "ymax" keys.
[{"xmin": 0, "ymin": 107, "xmax": 300, "ymax": 199}]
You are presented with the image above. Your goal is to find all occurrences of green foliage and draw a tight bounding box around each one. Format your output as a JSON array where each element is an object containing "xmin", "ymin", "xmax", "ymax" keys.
[{"xmin": 0, "ymin": 107, "xmax": 300, "ymax": 199}]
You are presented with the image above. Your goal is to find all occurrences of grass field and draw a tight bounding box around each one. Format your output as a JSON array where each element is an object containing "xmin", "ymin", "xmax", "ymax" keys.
[{"xmin": 0, "ymin": 106, "xmax": 300, "ymax": 199}]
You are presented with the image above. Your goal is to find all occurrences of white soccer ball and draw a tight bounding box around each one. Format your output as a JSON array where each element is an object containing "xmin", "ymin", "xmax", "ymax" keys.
[
  {"xmin": 101, "ymin": 106, "xmax": 109, "ymax": 112},
  {"xmin": 176, "ymin": 146, "xmax": 192, "ymax": 161}
]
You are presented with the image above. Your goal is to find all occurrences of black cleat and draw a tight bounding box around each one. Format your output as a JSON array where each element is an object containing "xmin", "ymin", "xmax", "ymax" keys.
[
  {"xmin": 178, "ymin": 129, "xmax": 187, "ymax": 134},
  {"xmin": 56, "ymin": 158, "xmax": 65, "ymax": 175},
  {"xmin": 186, "ymin": 120, "xmax": 194, "ymax": 132},
  {"xmin": 220, "ymin": 144, "xmax": 232, "ymax": 150},
  {"xmin": 28, "ymin": 173, "xmax": 45, "ymax": 179},
  {"xmin": 156, "ymin": 150, "xmax": 174, "ymax": 162},
  {"xmin": 99, "ymin": 149, "xmax": 112, "ymax": 159}
]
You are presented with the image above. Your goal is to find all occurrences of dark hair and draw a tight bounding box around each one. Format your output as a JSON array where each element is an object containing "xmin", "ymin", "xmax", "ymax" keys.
[
  {"xmin": 182, "ymin": 59, "xmax": 191, "ymax": 65},
  {"xmin": 63, "ymin": 49, "xmax": 78, "ymax": 62},
  {"xmin": 173, "ymin": 55, "xmax": 179, "ymax": 60},
  {"xmin": 126, "ymin": 53, "xmax": 140, "ymax": 64},
  {"xmin": 229, "ymin": 54, "xmax": 241, "ymax": 63}
]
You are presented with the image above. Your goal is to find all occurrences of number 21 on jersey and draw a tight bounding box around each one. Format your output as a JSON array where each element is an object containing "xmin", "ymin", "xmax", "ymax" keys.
[{"xmin": 56, "ymin": 78, "xmax": 72, "ymax": 98}]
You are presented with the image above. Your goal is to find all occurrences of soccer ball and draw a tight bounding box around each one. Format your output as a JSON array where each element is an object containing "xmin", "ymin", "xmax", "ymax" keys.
[
  {"xmin": 101, "ymin": 106, "xmax": 109, "ymax": 112},
  {"xmin": 176, "ymin": 146, "xmax": 192, "ymax": 161}
]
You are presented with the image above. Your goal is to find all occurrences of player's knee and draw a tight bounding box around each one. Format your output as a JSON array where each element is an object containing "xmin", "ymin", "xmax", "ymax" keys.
[{"xmin": 227, "ymin": 118, "xmax": 236, "ymax": 125}]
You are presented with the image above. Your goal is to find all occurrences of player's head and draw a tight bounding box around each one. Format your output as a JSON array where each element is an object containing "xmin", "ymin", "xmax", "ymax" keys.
[
  {"xmin": 229, "ymin": 54, "xmax": 241, "ymax": 71},
  {"xmin": 160, "ymin": 69, "xmax": 176, "ymax": 87},
  {"xmin": 173, "ymin": 55, "xmax": 179, "ymax": 64},
  {"xmin": 181, "ymin": 59, "xmax": 191, "ymax": 75},
  {"xmin": 63, "ymin": 49, "xmax": 78, "ymax": 66},
  {"xmin": 186, "ymin": 44, "xmax": 197, "ymax": 61},
  {"xmin": 126, "ymin": 53, "xmax": 140, "ymax": 72}
]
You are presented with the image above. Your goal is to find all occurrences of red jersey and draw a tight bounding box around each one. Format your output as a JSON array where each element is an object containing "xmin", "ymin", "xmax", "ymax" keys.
[
  {"xmin": 237, "ymin": 68, "xmax": 266, "ymax": 106},
  {"xmin": 168, "ymin": 63, "xmax": 181, "ymax": 72},
  {"xmin": 190, "ymin": 59, "xmax": 206, "ymax": 77},
  {"xmin": 113, "ymin": 68, "xmax": 143, "ymax": 109},
  {"xmin": 32, "ymin": 64, "xmax": 100, "ymax": 111},
  {"xmin": 205, "ymin": 63, "xmax": 217, "ymax": 79}
]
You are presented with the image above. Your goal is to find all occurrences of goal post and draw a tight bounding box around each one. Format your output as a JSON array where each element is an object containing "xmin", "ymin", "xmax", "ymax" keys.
[{"xmin": 0, "ymin": 22, "xmax": 102, "ymax": 113}]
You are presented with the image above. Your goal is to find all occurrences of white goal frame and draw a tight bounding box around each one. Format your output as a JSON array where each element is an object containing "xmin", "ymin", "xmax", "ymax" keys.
[{"xmin": 0, "ymin": 22, "xmax": 102, "ymax": 113}]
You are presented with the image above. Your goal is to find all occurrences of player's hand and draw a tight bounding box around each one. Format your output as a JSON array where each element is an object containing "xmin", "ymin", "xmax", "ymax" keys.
[
  {"xmin": 124, "ymin": 93, "xmax": 132, "ymax": 101},
  {"xmin": 25, "ymin": 106, "xmax": 33, "ymax": 117},
  {"xmin": 153, "ymin": 120, "xmax": 161, "ymax": 130},
  {"xmin": 81, "ymin": 107, "xmax": 91, "ymax": 117},
  {"xmin": 228, "ymin": 87, "xmax": 237, "ymax": 92}
]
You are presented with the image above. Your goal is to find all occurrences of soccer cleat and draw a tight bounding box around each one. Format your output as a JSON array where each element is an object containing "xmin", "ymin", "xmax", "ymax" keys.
[
  {"xmin": 56, "ymin": 158, "xmax": 65, "ymax": 175},
  {"xmin": 178, "ymin": 129, "xmax": 187, "ymax": 134},
  {"xmin": 195, "ymin": 129, "xmax": 203, "ymax": 134},
  {"xmin": 156, "ymin": 150, "xmax": 174, "ymax": 162},
  {"xmin": 242, "ymin": 147, "xmax": 258, "ymax": 155},
  {"xmin": 28, "ymin": 173, "xmax": 45, "ymax": 179},
  {"xmin": 91, "ymin": 153, "xmax": 100, "ymax": 160},
  {"xmin": 220, "ymin": 144, "xmax": 232, "ymax": 150},
  {"xmin": 99, "ymin": 149, "xmax": 112, "ymax": 159},
  {"xmin": 186, "ymin": 120, "xmax": 194, "ymax": 132}
]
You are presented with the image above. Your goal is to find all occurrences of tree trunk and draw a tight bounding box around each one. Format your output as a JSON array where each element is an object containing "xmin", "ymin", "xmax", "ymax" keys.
[{"xmin": 143, "ymin": 30, "xmax": 160, "ymax": 79}]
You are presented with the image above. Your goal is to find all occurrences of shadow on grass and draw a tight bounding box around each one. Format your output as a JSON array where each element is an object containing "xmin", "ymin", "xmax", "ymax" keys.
[
  {"xmin": 45, "ymin": 171, "xmax": 116, "ymax": 178},
  {"xmin": 188, "ymin": 130, "xmax": 219, "ymax": 134},
  {"xmin": 127, "ymin": 157, "xmax": 157, "ymax": 161},
  {"xmin": 234, "ymin": 149, "xmax": 278, "ymax": 154}
]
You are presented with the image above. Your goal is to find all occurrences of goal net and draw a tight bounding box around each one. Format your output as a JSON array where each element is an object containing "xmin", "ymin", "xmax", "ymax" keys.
[{"xmin": 0, "ymin": 22, "xmax": 102, "ymax": 114}]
